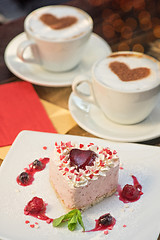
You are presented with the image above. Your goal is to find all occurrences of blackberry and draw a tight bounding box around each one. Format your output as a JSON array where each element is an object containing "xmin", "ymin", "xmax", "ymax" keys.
[
  {"xmin": 32, "ymin": 159, "xmax": 43, "ymax": 170},
  {"xmin": 98, "ymin": 213, "xmax": 113, "ymax": 226},
  {"xmin": 19, "ymin": 172, "xmax": 29, "ymax": 184}
]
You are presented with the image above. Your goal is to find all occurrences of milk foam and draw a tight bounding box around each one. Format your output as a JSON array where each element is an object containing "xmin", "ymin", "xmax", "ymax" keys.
[
  {"xmin": 26, "ymin": 6, "xmax": 92, "ymax": 40},
  {"xmin": 94, "ymin": 54, "xmax": 160, "ymax": 92}
]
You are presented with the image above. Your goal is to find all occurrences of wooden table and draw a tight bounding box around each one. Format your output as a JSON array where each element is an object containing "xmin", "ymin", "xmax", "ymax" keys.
[{"xmin": 0, "ymin": 0, "xmax": 160, "ymax": 238}]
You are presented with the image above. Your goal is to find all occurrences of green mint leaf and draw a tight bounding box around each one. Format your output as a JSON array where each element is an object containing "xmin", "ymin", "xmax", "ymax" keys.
[
  {"xmin": 53, "ymin": 209, "xmax": 78, "ymax": 227},
  {"xmin": 52, "ymin": 209, "xmax": 85, "ymax": 231},
  {"xmin": 63, "ymin": 209, "xmax": 78, "ymax": 221},
  {"xmin": 53, "ymin": 215, "xmax": 66, "ymax": 227},
  {"xmin": 68, "ymin": 214, "xmax": 78, "ymax": 231},
  {"xmin": 77, "ymin": 210, "xmax": 85, "ymax": 231}
]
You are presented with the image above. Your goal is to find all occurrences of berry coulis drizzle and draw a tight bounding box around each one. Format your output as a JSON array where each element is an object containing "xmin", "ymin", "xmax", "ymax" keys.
[
  {"xmin": 16, "ymin": 157, "xmax": 49, "ymax": 186},
  {"xmin": 118, "ymin": 175, "xmax": 143, "ymax": 203},
  {"xmin": 24, "ymin": 196, "xmax": 53, "ymax": 223}
]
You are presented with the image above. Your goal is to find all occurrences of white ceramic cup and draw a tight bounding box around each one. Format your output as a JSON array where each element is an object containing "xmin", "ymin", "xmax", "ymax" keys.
[
  {"xmin": 72, "ymin": 51, "xmax": 160, "ymax": 125},
  {"xmin": 17, "ymin": 5, "xmax": 93, "ymax": 72}
]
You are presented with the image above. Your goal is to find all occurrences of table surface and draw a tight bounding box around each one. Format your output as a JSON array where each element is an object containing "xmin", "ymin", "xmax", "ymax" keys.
[{"xmin": 0, "ymin": 0, "xmax": 160, "ymax": 238}]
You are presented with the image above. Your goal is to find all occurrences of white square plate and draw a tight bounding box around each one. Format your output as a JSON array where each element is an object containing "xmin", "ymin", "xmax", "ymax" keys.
[{"xmin": 0, "ymin": 130, "xmax": 160, "ymax": 240}]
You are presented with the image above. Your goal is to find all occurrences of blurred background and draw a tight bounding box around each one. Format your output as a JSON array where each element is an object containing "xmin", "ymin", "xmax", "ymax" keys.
[
  {"xmin": 0, "ymin": 0, "xmax": 68, "ymax": 20},
  {"xmin": 0, "ymin": 0, "xmax": 160, "ymax": 56}
]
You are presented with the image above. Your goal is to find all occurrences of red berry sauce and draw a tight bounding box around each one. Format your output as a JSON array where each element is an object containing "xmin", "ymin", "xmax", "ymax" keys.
[
  {"xmin": 86, "ymin": 213, "xmax": 116, "ymax": 233},
  {"xmin": 118, "ymin": 175, "xmax": 143, "ymax": 203},
  {"xmin": 24, "ymin": 196, "xmax": 53, "ymax": 223},
  {"xmin": 16, "ymin": 157, "xmax": 49, "ymax": 186}
]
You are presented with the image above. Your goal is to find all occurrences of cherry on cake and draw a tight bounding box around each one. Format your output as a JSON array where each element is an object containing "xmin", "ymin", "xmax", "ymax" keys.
[{"xmin": 49, "ymin": 141, "xmax": 120, "ymax": 210}]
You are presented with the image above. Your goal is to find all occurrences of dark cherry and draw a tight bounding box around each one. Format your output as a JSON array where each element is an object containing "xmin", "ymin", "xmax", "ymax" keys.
[
  {"xmin": 118, "ymin": 175, "xmax": 143, "ymax": 203},
  {"xmin": 98, "ymin": 213, "xmax": 113, "ymax": 227},
  {"xmin": 19, "ymin": 172, "xmax": 29, "ymax": 184},
  {"xmin": 69, "ymin": 148, "xmax": 97, "ymax": 170},
  {"xmin": 85, "ymin": 213, "xmax": 116, "ymax": 232},
  {"xmin": 32, "ymin": 159, "xmax": 43, "ymax": 170},
  {"xmin": 25, "ymin": 197, "xmax": 45, "ymax": 214},
  {"xmin": 122, "ymin": 184, "xmax": 139, "ymax": 201}
]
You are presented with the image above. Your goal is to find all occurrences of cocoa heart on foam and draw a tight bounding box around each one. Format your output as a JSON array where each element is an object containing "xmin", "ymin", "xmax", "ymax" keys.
[
  {"xmin": 109, "ymin": 61, "xmax": 150, "ymax": 82},
  {"xmin": 40, "ymin": 13, "xmax": 77, "ymax": 30},
  {"xmin": 69, "ymin": 149, "xmax": 97, "ymax": 171}
]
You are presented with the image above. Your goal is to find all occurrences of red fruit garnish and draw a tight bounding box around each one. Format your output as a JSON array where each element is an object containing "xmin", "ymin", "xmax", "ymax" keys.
[
  {"xmin": 32, "ymin": 159, "xmax": 44, "ymax": 171},
  {"xmin": 69, "ymin": 149, "xmax": 97, "ymax": 171},
  {"xmin": 17, "ymin": 157, "xmax": 49, "ymax": 186},
  {"xmin": 25, "ymin": 197, "xmax": 45, "ymax": 214},
  {"xmin": 18, "ymin": 172, "xmax": 30, "ymax": 184},
  {"xmin": 122, "ymin": 184, "xmax": 140, "ymax": 201},
  {"xmin": 118, "ymin": 175, "xmax": 143, "ymax": 203},
  {"xmin": 24, "ymin": 196, "xmax": 53, "ymax": 223},
  {"xmin": 85, "ymin": 213, "xmax": 116, "ymax": 232},
  {"xmin": 98, "ymin": 213, "xmax": 113, "ymax": 227}
]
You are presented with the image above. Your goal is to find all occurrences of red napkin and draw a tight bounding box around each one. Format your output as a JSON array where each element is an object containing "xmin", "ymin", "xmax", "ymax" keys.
[{"xmin": 0, "ymin": 81, "xmax": 57, "ymax": 147}]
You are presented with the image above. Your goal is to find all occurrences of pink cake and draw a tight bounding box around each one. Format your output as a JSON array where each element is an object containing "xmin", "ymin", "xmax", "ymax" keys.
[{"xmin": 49, "ymin": 141, "xmax": 120, "ymax": 210}]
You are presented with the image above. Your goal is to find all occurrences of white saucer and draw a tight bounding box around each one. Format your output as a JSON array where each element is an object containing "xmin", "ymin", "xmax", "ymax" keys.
[
  {"xmin": 4, "ymin": 32, "xmax": 111, "ymax": 87},
  {"xmin": 68, "ymin": 88, "xmax": 160, "ymax": 142}
]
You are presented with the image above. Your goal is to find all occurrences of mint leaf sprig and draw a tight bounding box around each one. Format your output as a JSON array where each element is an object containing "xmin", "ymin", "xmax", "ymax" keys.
[{"xmin": 53, "ymin": 209, "xmax": 85, "ymax": 231}]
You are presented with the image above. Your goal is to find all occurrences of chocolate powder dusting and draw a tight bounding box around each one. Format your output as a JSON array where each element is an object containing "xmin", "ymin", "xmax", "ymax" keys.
[
  {"xmin": 40, "ymin": 13, "xmax": 78, "ymax": 30},
  {"xmin": 109, "ymin": 61, "xmax": 150, "ymax": 82}
]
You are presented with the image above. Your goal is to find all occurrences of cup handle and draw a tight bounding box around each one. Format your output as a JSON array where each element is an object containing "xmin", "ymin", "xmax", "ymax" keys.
[
  {"xmin": 17, "ymin": 39, "xmax": 39, "ymax": 64},
  {"xmin": 72, "ymin": 75, "xmax": 95, "ymax": 104}
]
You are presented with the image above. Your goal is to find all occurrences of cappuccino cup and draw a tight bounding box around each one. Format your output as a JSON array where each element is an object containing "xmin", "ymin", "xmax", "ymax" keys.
[
  {"xmin": 72, "ymin": 51, "xmax": 160, "ymax": 125},
  {"xmin": 17, "ymin": 5, "xmax": 93, "ymax": 72}
]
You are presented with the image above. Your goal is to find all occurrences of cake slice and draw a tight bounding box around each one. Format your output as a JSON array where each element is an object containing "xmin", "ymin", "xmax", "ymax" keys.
[{"xmin": 49, "ymin": 141, "xmax": 120, "ymax": 210}]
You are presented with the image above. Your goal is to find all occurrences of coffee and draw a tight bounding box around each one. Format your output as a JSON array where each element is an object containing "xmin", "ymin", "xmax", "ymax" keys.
[
  {"xmin": 26, "ymin": 5, "xmax": 92, "ymax": 40},
  {"xmin": 72, "ymin": 51, "xmax": 160, "ymax": 124},
  {"xmin": 17, "ymin": 5, "xmax": 93, "ymax": 72},
  {"xmin": 94, "ymin": 52, "xmax": 160, "ymax": 92}
]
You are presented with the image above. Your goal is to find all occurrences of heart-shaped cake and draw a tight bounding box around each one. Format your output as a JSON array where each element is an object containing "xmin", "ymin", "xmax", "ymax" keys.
[
  {"xmin": 40, "ymin": 13, "xmax": 78, "ymax": 30},
  {"xmin": 109, "ymin": 61, "xmax": 150, "ymax": 81},
  {"xmin": 50, "ymin": 141, "xmax": 120, "ymax": 210}
]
